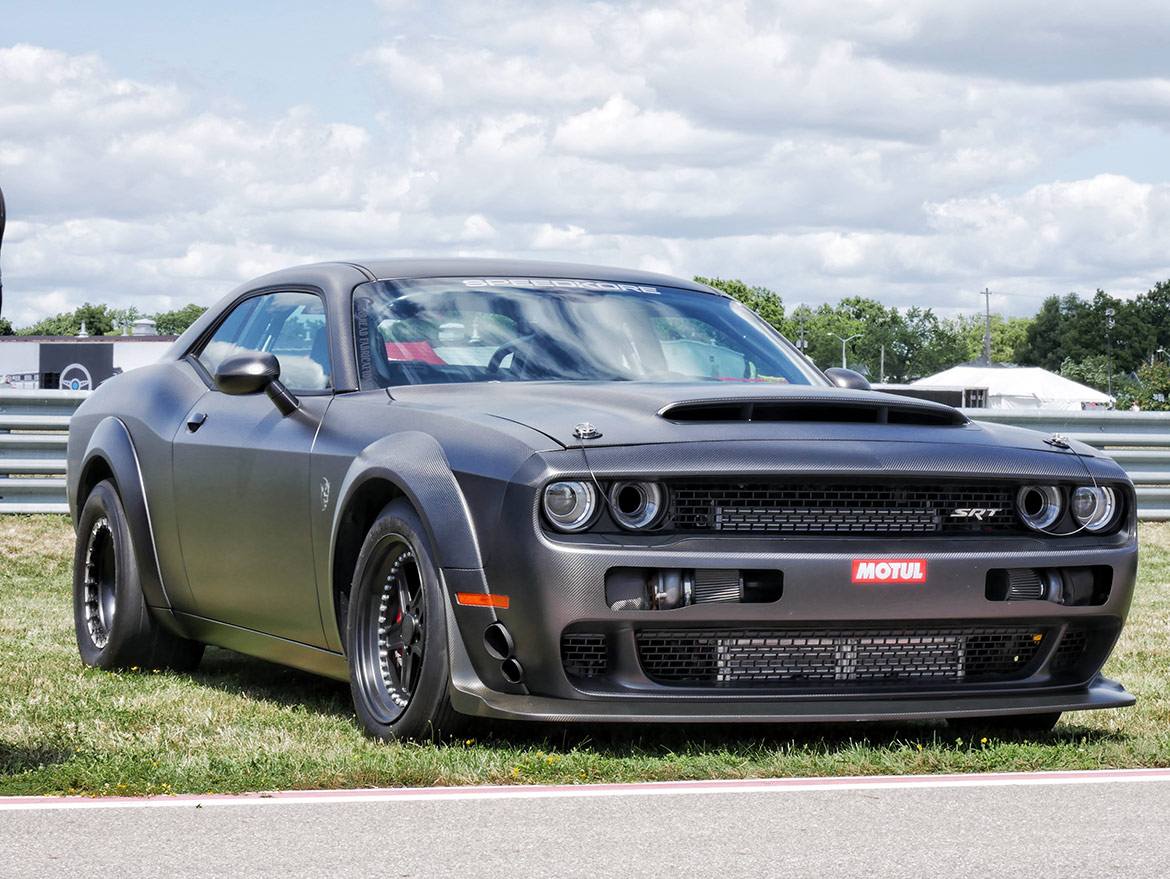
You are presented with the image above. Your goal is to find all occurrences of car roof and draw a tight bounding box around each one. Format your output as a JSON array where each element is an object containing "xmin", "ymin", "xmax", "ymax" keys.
[{"xmin": 342, "ymin": 257, "xmax": 723, "ymax": 295}]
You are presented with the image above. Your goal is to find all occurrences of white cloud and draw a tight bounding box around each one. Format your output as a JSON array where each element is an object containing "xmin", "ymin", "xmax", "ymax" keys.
[
  {"xmin": 4, "ymin": 2, "xmax": 1170, "ymax": 329},
  {"xmin": 552, "ymin": 95, "xmax": 748, "ymax": 162}
]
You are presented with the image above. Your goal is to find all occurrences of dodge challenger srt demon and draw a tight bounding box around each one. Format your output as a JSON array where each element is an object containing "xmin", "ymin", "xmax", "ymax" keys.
[{"xmin": 67, "ymin": 258, "xmax": 1137, "ymax": 739}]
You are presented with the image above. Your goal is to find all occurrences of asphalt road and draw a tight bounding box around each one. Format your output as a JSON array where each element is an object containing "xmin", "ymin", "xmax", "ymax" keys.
[{"xmin": 3, "ymin": 771, "xmax": 1168, "ymax": 878}]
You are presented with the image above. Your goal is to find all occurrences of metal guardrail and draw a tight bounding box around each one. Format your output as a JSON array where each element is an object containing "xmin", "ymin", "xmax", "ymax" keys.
[
  {"xmin": 963, "ymin": 409, "xmax": 1170, "ymax": 522},
  {"xmin": 0, "ymin": 389, "xmax": 85, "ymax": 514},
  {"xmin": 2, "ymin": 390, "xmax": 1169, "ymax": 519}
]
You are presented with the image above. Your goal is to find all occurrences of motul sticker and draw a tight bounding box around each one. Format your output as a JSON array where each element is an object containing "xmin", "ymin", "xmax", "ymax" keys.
[{"xmin": 851, "ymin": 559, "xmax": 927, "ymax": 583}]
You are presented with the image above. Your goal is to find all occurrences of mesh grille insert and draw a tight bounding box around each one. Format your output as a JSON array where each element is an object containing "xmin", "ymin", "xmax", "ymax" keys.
[
  {"xmin": 561, "ymin": 634, "xmax": 608, "ymax": 678},
  {"xmin": 1052, "ymin": 629, "xmax": 1089, "ymax": 671},
  {"xmin": 636, "ymin": 627, "xmax": 1049, "ymax": 688},
  {"xmin": 668, "ymin": 481, "xmax": 1019, "ymax": 535}
]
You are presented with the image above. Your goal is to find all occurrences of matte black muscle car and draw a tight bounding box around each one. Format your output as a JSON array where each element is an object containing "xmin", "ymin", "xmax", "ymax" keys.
[{"xmin": 67, "ymin": 259, "xmax": 1137, "ymax": 739}]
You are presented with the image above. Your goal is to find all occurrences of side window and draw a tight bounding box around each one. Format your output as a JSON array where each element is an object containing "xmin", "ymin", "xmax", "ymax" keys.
[
  {"xmin": 196, "ymin": 298, "xmax": 259, "ymax": 377},
  {"xmin": 194, "ymin": 291, "xmax": 331, "ymax": 392}
]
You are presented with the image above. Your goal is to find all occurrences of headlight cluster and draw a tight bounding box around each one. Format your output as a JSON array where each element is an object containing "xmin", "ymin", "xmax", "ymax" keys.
[
  {"xmin": 542, "ymin": 481, "xmax": 599, "ymax": 532},
  {"xmin": 1016, "ymin": 484, "xmax": 1120, "ymax": 533},
  {"xmin": 542, "ymin": 480, "xmax": 667, "ymax": 532},
  {"xmin": 1070, "ymin": 486, "xmax": 1117, "ymax": 531}
]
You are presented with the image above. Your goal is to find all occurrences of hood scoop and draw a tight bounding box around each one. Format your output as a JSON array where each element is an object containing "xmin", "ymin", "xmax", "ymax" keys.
[{"xmin": 658, "ymin": 394, "xmax": 969, "ymax": 427}]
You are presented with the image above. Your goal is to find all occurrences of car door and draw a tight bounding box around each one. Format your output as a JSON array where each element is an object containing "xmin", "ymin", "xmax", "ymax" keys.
[{"xmin": 172, "ymin": 290, "xmax": 334, "ymax": 647}]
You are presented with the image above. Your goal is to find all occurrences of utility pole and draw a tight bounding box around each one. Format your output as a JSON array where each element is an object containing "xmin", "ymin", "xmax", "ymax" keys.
[
  {"xmin": 796, "ymin": 306, "xmax": 808, "ymax": 357},
  {"xmin": 982, "ymin": 288, "xmax": 992, "ymax": 364},
  {"xmin": 880, "ymin": 344, "xmax": 885, "ymax": 383}
]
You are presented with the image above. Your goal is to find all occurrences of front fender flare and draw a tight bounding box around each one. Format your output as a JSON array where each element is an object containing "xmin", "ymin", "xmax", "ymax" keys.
[{"xmin": 331, "ymin": 430, "xmax": 484, "ymax": 573}]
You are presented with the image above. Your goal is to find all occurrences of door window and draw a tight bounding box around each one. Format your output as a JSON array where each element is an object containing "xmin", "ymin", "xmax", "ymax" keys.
[{"xmin": 194, "ymin": 291, "xmax": 331, "ymax": 391}]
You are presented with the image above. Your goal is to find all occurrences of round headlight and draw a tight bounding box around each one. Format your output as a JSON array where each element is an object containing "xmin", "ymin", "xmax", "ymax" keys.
[
  {"xmin": 1016, "ymin": 485, "xmax": 1063, "ymax": 531},
  {"xmin": 1071, "ymin": 486, "xmax": 1117, "ymax": 532},
  {"xmin": 542, "ymin": 481, "xmax": 598, "ymax": 532},
  {"xmin": 606, "ymin": 481, "xmax": 666, "ymax": 530}
]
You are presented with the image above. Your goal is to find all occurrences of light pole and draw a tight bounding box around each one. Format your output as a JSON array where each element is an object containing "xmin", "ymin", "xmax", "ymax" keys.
[{"xmin": 828, "ymin": 332, "xmax": 861, "ymax": 369}]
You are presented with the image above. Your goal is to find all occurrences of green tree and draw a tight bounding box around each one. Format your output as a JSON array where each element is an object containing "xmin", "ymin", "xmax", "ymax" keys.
[
  {"xmin": 903, "ymin": 308, "xmax": 969, "ymax": 379},
  {"xmin": 1058, "ymin": 355, "xmax": 1135, "ymax": 397},
  {"xmin": 0, "ymin": 316, "xmax": 13, "ymax": 336},
  {"xmin": 110, "ymin": 306, "xmax": 143, "ymax": 335},
  {"xmin": 685, "ymin": 273, "xmax": 1170, "ymax": 382},
  {"xmin": 21, "ymin": 302, "xmax": 116, "ymax": 336},
  {"xmin": 998, "ymin": 315, "xmax": 1034, "ymax": 363},
  {"xmin": 836, "ymin": 296, "xmax": 905, "ymax": 380},
  {"xmin": 1118, "ymin": 361, "xmax": 1170, "ymax": 411},
  {"xmin": 153, "ymin": 304, "xmax": 208, "ymax": 336},
  {"xmin": 1015, "ymin": 294, "xmax": 1084, "ymax": 370},
  {"xmin": 802, "ymin": 302, "xmax": 865, "ymax": 371},
  {"xmin": 952, "ymin": 313, "xmax": 1033, "ymax": 363},
  {"xmin": 1016, "ymin": 290, "xmax": 1151, "ymax": 373},
  {"xmin": 1077, "ymin": 291, "xmax": 1151, "ymax": 374},
  {"xmin": 694, "ymin": 276, "xmax": 784, "ymax": 328},
  {"xmin": 1136, "ymin": 279, "xmax": 1170, "ymax": 357},
  {"xmin": 780, "ymin": 304, "xmax": 815, "ymax": 358}
]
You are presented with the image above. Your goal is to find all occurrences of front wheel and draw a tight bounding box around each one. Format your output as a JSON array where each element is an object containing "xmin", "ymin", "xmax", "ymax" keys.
[
  {"xmin": 347, "ymin": 499, "xmax": 463, "ymax": 741},
  {"xmin": 73, "ymin": 479, "xmax": 204, "ymax": 671}
]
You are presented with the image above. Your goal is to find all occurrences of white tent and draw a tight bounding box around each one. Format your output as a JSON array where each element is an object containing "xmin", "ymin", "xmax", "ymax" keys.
[{"xmin": 910, "ymin": 365, "xmax": 1112, "ymax": 410}]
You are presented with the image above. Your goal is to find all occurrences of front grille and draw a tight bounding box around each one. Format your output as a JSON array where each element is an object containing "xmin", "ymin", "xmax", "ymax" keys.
[
  {"xmin": 669, "ymin": 481, "xmax": 1018, "ymax": 535},
  {"xmin": 562, "ymin": 633, "xmax": 608, "ymax": 678},
  {"xmin": 636, "ymin": 627, "xmax": 1049, "ymax": 688}
]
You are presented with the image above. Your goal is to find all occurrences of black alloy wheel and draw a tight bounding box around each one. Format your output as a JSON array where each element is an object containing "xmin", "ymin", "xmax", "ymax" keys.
[
  {"xmin": 347, "ymin": 499, "xmax": 462, "ymax": 740},
  {"xmin": 72, "ymin": 479, "xmax": 204, "ymax": 670},
  {"xmin": 80, "ymin": 514, "xmax": 117, "ymax": 650},
  {"xmin": 356, "ymin": 541, "xmax": 425, "ymax": 721}
]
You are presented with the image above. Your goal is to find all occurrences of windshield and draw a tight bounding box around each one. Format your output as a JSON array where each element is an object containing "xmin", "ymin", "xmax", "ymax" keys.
[{"xmin": 352, "ymin": 277, "xmax": 825, "ymax": 388}]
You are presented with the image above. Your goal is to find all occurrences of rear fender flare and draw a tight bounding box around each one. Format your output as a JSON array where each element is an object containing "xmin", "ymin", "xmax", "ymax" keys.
[{"xmin": 73, "ymin": 417, "xmax": 172, "ymax": 612}]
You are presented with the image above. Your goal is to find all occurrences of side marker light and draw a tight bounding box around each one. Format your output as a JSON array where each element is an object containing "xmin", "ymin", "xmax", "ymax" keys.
[{"xmin": 456, "ymin": 593, "xmax": 510, "ymax": 609}]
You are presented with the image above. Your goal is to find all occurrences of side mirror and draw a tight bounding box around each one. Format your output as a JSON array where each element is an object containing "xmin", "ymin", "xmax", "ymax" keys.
[
  {"xmin": 824, "ymin": 367, "xmax": 871, "ymax": 391},
  {"xmin": 214, "ymin": 350, "xmax": 299, "ymax": 416}
]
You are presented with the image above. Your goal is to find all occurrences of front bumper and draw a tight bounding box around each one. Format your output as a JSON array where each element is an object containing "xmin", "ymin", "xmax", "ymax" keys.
[
  {"xmin": 447, "ymin": 671, "xmax": 1133, "ymax": 723},
  {"xmin": 441, "ymin": 531, "xmax": 1137, "ymax": 722},
  {"xmin": 441, "ymin": 438, "xmax": 1138, "ymax": 723}
]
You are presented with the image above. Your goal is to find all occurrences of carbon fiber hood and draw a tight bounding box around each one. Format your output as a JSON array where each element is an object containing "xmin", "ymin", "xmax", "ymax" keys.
[{"xmin": 387, "ymin": 381, "xmax": 1096, "ymax": 457}]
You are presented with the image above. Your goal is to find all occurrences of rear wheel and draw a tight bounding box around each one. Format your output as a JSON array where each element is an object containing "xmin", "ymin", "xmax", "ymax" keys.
[
  {"xmin": 73, "ymin": 479, "xmax": 204, "ymax": 671},
  {"xmin": 347, "ymin": 499, "xmax": 463, "ymax": 741}
]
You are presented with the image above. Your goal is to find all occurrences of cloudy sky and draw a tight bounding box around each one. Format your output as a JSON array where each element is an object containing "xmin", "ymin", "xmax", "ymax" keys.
[{"xmin": 3, "ymin": 0, "xmax": 1170, "ymax": 328}]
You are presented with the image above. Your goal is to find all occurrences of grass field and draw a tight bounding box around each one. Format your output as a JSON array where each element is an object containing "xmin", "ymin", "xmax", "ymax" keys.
[{"xmin": 2, "ymin": 515, "xmax": 1168, "ymax": 797}]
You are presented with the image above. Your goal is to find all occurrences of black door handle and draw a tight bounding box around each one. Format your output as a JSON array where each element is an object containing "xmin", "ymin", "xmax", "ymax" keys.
[{"xmin": 187, "ymin": 412, "xmax": 207, "ymax": 432}]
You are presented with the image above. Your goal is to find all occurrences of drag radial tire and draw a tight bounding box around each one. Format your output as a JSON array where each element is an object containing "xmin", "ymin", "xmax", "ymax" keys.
[
  {"xmin": 347, "ymin": 499, "xmax": 464, "ymax": 741},
  {"xmin": 73, "ymin": 479, "xmax": 204, "ymax": 671}
]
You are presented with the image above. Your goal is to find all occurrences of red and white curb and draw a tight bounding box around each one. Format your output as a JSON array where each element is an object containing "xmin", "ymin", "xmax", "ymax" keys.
[{"xmin": 3, "ymin": 768, "xmax": 1170, "ymax": 811}]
